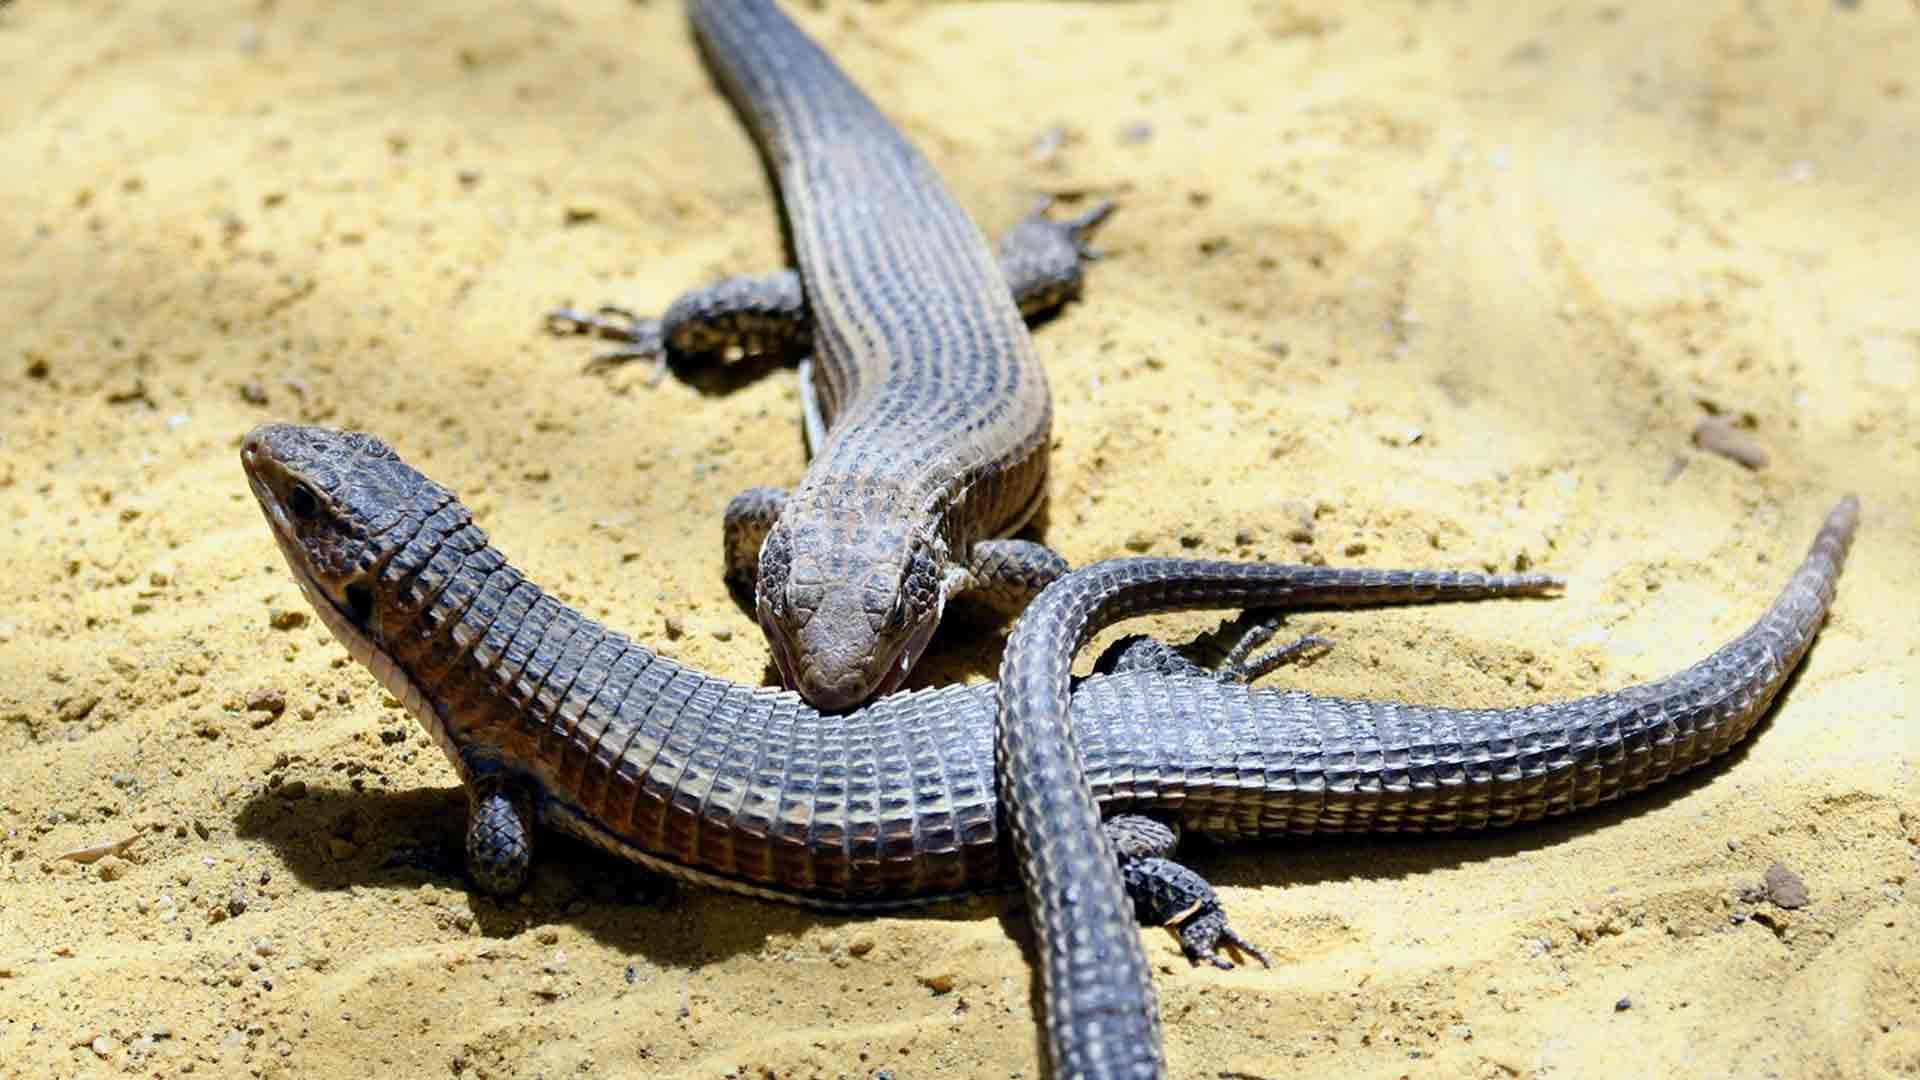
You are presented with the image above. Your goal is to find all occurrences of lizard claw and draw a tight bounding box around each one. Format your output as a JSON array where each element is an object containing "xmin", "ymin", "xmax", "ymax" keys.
[
  {"xmin": 1178, "ymin": 907, "xmax": 1271, "ymax": 970},
  {"xmin": 1218, "ymin": 615, "xmax": 1331, "ymax": 683},
  {"xmin": 547, "ymin": 303, "xmax": 670, "ymax": 381},
  {"xmin": 543, "ymin": 305, "xmax": 598, "ymax": 336},
  {"xmin": 583, "ymin": 349, "xmax": 671, "ymax": 385},
  {"xmin": 1060, "ymin": 199, "xmax": 1116, "ymax": 258},
  {"xmin": 545, "ymin": 304, "xmax": 660, "ymax": 344},
  {"xmin": 1018, "ymin": 195, "xmax": 1116, "ymax": 258}
]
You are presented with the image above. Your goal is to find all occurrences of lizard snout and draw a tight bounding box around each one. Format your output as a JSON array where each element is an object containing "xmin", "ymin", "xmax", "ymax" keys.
[{"xmin": 768, "ymin": 586, "xmax": 922, "ymax": 712}]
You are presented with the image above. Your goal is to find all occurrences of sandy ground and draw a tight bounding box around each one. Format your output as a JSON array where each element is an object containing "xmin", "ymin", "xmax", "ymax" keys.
[{"xmin": 3, "ymin": 1, "xmax": 1917, "ymax": 1077}]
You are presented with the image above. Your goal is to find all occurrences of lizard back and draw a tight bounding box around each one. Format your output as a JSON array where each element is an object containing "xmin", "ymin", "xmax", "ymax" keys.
[{"xmin": 689, "ymin": 0, "xmax": 1051, "ymax": 533}]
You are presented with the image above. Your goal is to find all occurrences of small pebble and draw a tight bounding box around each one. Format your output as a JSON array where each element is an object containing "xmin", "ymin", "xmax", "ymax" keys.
[
  {"xmin": 239, "ymin": 382, "xmax": 269, "ymax": 405},
  {"xmin": 60, "ymin": 694, "xmax": 102, "ymax": 722},
  {"xmin": 1762, "ymin": 862, "xmax": 1811, "ymax": 909},
  {"xmin": 847, "ymin": 936, "xmax": 875, "ymax": 957},
  {"xmin": 1615, "ymin": 996, "xmax": 1633, "ymax": 1012},
  {"xmin": 663, "ymin": 616, "xmax": 686, "ymax": 640},
  {"xmin": 246, "ymin": 689, "xmax": 287, "ymax": 717},
  {"xmin": 269, "ymin": 609, "xmax": 309, "ymax": 631},
  {"xmin": 919, "ymin": 972, "xmax": 956, "ymax": 994},
  {"xmin": 91, "ymin": 1035, "xmax": 113, "ymax": 1058}
]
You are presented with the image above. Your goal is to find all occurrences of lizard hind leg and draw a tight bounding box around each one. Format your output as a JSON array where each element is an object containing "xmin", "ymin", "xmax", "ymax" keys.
[
  {"xmin": 1091, "ymin": 616, "xmax": 1329, "ymax": 683},
  {"xmin": 1103, "ymin": 813, "xmax": 1270, "ymax": 971}
]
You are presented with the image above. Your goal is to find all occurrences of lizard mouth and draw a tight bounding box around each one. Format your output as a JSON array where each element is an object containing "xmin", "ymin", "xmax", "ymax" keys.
[
  {"xmin": 241, "ymin": 443, "xmax": 374, "ymax": 638},
  {"xmin": 757, "ymin": 603, "xmax": 804, "ymax": 696},
  {"xmin": 867, "ymin": 615, "xmax": 937, "ymax": 701},
  {"xmin": 760, "ymin": 606, "xmax": 938, "ymax": 712},
  {"xmin": 244, "ymin": 478, "xmax": 375, "ymax": 650}
]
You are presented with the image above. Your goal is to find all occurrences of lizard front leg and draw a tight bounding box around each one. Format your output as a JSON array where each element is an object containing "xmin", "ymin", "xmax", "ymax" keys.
[
  {"xmin": 943, "ymin": 539, "xmax": 1072, "ymax": 612},
  {"xmin": 466, "ymin": 772, "xmax": 536, "ymax": 897},
  {"xmin": 547, "ymin": 200, "xmax": 1115, "ymax": 381},
  {"xmin": 721, "ymin": 486, "xmax": 788, "ymax": 609}
]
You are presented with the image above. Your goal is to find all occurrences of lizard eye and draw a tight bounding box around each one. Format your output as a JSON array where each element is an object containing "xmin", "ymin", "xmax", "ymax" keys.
[{"xmin": 286, "ymin": 482, "xmax": 319, "ymax": 520}]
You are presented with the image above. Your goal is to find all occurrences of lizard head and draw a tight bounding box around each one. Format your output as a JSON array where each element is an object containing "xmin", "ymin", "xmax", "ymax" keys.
[
  {"xmin": 240, "ymin": 422, "xmax": 447, "ymax": 643},
  {"xmin": 754, "ymin": 519, "xmax": 945, "ymax": 711}
]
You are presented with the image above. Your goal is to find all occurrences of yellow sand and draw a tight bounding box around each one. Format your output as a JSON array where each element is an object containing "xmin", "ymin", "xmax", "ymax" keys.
[{"xmin": 2, "ymin": 2, "xmax": 1915, "ymax": 1076}]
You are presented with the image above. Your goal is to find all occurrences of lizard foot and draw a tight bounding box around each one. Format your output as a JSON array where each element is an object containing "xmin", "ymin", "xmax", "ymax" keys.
[
  {"xmin": 546, "ymin": 304, "xmax": 670, "ymax": 380},
  {"xmin": 1092, "ymin": 618, "xmax": 1329, "ymax": 683},
  {"xmin": 1217, "ymin": 614, "xmax": 1330, "ymax": 682},
  {"xmin": 1122, "ymin": 855, "xmax": 1271, "ymax": 971}
]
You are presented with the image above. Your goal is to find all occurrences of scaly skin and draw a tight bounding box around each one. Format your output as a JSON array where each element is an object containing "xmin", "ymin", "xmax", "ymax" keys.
[
  {"xmin": 242, "ymin": 423, "xmax": 1856, "ymax": 1080},
  {"xmin": 553, "ymin": 0, "xmax": 1108, "ymax": 710},
  {"xmin": 995, "ymin": 515, "xmax": 1859, "ymax": 1078}
]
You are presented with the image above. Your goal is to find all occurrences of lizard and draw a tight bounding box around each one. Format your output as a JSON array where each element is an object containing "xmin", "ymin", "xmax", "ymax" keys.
[
  {"xmin": 244, "ymin": 421, "xmax": 1857, "ymax": 1079},
  {"xmin": 547, "ymin": 0, "xmax": 1112, "ymax": 710}
]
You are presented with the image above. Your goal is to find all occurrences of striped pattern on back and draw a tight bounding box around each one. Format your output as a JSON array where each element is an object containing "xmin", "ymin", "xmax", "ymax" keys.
[{"xmin": 688, "ymin": 0, "xmax": 1050, "ymax": 535}]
